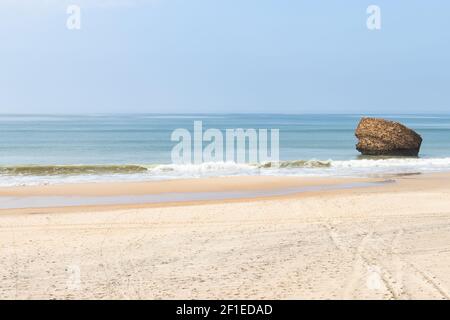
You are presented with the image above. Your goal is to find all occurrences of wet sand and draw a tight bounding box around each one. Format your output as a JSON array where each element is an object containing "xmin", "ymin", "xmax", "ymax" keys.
[
  {"xmin": 0, "ymin": 176, "xmax": 391, "ymax": 210},
  {"xmin": 1, "ymin": 173, "xmax": 450, "ymax": 299}
]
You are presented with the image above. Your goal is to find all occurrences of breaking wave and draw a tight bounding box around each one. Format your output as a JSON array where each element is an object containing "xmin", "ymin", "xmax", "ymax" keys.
[
  {"xmin": 2, "ymin": 157, "xmax": 450, "ymax": 186},
  {"xmin": 0, "ymin": 165, "xmax": 149, "ymax": 176},
  {"xmin": 260, "ymin": 160, "xmax": 332, "ymax": 168}
]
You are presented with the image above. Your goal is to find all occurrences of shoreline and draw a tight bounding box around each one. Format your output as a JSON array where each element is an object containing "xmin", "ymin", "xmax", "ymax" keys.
[
  {"xmin": 0, "ymin": 172, "xmax": 448, "ymax": 214},
  {"xmin": 0, "ymin": 175, "xmax": 377, "ymax": 196},
  {"xmin": 3, "ymin": 156, "xmax": 450, "ymax": 189},
  {"xmin": 0, "ymin": 180, "xmax": 392, "ymax": 211},
  {"xmin": 0, "ymin": 175, "xmax": 390, "ymax": 212}
]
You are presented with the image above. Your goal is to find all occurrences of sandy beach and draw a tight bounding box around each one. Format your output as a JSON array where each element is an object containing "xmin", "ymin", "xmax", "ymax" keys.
[{"xmin": 1, "ymin": 173, "xmax": 450, "ymax": 299}]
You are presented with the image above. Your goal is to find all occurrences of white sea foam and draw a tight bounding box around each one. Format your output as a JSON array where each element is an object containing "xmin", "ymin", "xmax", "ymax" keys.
[
  {"xmin": 2, "ymin": 158, "xmax": 450, "ymax": 186},
  {"xmin": 333, "ymin": 157, "xmax": 450, "ymax": 170},
  {"xmin": 151, "ymin": 162, "xmax": 259, "ymax": 177},
  {"xmin": 271, "ymin": 157, "xmax": 450, "ymax": 176}
]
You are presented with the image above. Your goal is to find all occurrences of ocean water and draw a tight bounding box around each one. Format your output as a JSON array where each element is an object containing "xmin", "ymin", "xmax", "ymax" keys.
[{"xmin": 1, "ymin": 114, "xmax": 450, "ymax": 186}]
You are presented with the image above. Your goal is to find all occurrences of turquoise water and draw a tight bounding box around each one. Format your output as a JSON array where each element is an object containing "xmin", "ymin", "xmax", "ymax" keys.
[{"xmin": 1, "ymin": 114, "xmax": 450, "ymax": 185}]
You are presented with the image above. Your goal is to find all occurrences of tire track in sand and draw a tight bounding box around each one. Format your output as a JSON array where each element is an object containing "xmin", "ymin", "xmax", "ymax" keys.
[
  {"xmin": 361, "ymin": 227, "xmax": 449, "ymax": 299},
  {"xmin": 334, "ymin": 220, "xmax": 398, "ymax": 300}
]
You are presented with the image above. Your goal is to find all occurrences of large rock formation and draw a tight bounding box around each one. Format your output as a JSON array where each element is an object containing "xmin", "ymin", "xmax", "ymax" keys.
[{"xmin": 355, "ymin": 117, "xmax": 422, "ymax": 156}]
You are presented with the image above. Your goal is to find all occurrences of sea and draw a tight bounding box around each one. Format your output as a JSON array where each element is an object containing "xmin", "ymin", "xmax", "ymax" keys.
[{"xmin": 1, "ymin": 114, "xmax": 450, "ymax": 186}]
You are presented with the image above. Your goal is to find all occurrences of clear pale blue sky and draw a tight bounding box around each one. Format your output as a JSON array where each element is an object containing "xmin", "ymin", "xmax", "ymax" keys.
[{"xmin": 0, "ymin": 0, "xmax": 449, "ymax": 114}]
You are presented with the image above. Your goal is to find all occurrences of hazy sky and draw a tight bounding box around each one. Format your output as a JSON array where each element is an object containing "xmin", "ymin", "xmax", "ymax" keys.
[{"xmin": 0, "ymin": 1, "xmax": 449, "ymax": 114}]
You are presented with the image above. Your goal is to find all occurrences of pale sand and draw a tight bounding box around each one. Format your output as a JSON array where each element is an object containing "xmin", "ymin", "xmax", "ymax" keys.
[{"xmin": 1, "ymin": 173, "xmax": 450, "ymax": 299}]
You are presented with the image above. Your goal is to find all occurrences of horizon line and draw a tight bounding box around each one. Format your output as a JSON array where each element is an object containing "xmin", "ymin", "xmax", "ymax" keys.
[{"xmin": 1, "ymin": 112, "xmax": 450, "ymax": 116}]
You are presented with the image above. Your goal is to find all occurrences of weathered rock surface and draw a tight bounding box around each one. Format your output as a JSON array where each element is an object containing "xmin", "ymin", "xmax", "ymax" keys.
[{"xmin": 355, "ymin": 117, "xmax": 422, "ymax": 156}]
